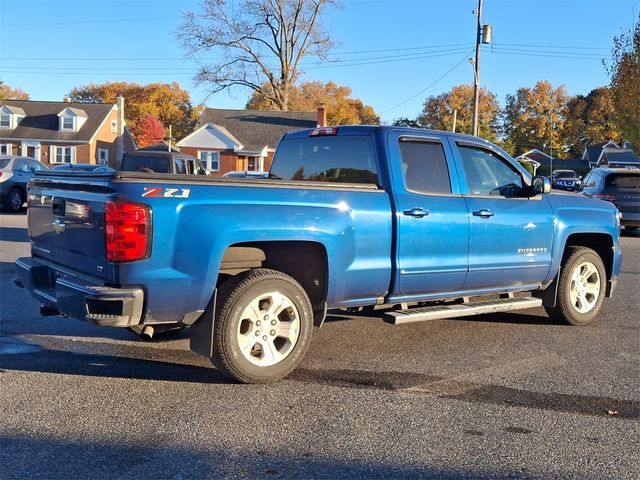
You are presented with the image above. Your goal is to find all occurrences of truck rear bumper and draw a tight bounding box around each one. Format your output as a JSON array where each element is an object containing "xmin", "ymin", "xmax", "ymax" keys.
[{"xmin": 15, "ymin": 257, "xmax": 144, "ymax": 327}]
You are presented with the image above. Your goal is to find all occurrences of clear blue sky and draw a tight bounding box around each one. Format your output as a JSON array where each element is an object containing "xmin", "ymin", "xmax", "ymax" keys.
[{"xmin": 1, "ymin": 0, "xmax": 638, "ymax": 124}]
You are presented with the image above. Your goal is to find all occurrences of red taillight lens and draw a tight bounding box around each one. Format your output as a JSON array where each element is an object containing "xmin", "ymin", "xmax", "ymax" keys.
[
  {"xmin": 309, "ymin": 127, "xmax": 338, "ymax": 136},
  {"xmin": 105, "ymin": 201, "xmax": 151, "ymax": 262},
  {"xmin": 592, "ymin": 193, "xmax": 616, "ymax": 202}
]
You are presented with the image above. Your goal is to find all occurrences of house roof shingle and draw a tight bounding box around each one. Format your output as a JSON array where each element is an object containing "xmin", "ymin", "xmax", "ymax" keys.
[
  {"xmin": 0, "ymin": 100, "xmax": 114, "ymax": 142},
  {"xmin": 195, "ymin": 108, "xmax": 317, "ymax": 151}
]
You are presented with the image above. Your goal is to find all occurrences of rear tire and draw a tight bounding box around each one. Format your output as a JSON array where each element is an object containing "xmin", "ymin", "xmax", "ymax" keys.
[
  {"xmin": 7, "ymin": 188, "xmax": 24, "ymax": 213},
  {"xmin": 545, "ymin": 247, "xmax": 606, "ymax": 326},
  {"xmin": 211, "ymin": 269, "xmax": 313, "ymax": 383}
]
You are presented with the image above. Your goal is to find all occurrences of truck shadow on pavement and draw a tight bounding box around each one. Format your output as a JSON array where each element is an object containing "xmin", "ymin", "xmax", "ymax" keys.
[
  {"xmin": 0, "ymin": 338, "xmax": 229, "ymax": 385},
  {"xmin": 0, "ymin": 434, "xmax": 527, "ymax": 480}
]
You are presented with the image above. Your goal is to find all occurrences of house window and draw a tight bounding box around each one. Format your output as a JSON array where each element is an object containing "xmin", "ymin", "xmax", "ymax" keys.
[
  {"xmin": 0, "ymin": 144, "xmax": 11, "ymax": 155},
  {"xmin": 0, "ymin": 113, "xmax": 10, "ymax": 128},
  {"xmin": 111, "ymin": 120, "xmax": 117, "ymax": 133},
  {"xmin": 53, "ymin": 146, "xmax": 75, "ymax": 164},
  {"xmin": 62, "ymin": 116, "xmax": 74, "ymax": 130},
  {"xmin": 98, "ymin": 149, "xmax": 109, "ymax": 166},
  {"xmin": 198, "ymin": 151, "xmax": 220, "ymax": 172}
]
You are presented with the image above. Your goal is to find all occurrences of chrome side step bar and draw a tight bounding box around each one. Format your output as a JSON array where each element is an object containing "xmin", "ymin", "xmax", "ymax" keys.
[{"xmin": 383, "ymin": 297, "xmax": 543, "ymax": 325}]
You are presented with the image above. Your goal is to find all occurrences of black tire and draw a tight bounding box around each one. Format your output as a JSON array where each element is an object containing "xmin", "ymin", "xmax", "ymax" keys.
[
  {"xmin": 7, "ymin": 188, "xmax": 24, "ymax": 213},
  {"xmin": 211, "ymin": 268, "xmax": 313, "ymax": 383},
  {"xmin": 544, "ymin": 247, "xmax": 606, "ymax": 326}
]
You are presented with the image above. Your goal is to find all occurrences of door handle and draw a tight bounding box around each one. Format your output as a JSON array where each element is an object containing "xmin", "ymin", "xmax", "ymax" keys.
[
  {"xmin": 472, "ymin": 209, "xmax": 494, "ymax": 218},
  {"xmin": 403, "ymin": 207, "xmax": 429, "ymax": 218}
]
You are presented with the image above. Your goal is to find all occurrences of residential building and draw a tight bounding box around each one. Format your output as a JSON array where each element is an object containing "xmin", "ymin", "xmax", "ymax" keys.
[
  {"xmin": 176, "ymin": 106, "xmax": 326, "ymax": 175},
  {"xmin": 0, "ymin": 97, "xmax": 129, "ymax": 169},
  {"xmin": 582, "ymin": 141, "xmax": 640, "ymax": 169}
]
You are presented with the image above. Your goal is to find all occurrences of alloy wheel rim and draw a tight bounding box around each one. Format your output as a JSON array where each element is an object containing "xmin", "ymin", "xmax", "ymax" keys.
[
  {"xmin": 10, "ymin": 191, "xmax": 22, "ymax": 210},
  {"xmin": 236, "ymin": 290, "xmax": 300, "ymax": 367},
  {"xmin": 569, "ymin": 261, "xmax": 601, "ymax": 314}
]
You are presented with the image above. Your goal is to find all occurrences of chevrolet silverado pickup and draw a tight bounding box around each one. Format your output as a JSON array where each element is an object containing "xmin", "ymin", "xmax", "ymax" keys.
[{"xmin": 15, "ymin": 126, "xmax": 622, "ymax": 383}]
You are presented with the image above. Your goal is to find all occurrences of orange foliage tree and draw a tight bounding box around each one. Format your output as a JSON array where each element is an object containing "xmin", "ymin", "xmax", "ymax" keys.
[{"xmin": 247, "ymin": 81, "xmax": 379, "ymax": 125}]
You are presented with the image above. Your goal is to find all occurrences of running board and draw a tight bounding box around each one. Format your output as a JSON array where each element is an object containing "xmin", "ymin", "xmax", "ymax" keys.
[{"xmin": 383, "ymin": 297, "xmax": 543, "ymax": 325}]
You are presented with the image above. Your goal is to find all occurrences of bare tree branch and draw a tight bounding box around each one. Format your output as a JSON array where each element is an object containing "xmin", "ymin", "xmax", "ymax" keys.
[{"xmin": 178, "ymin": 0, "xmax": 337, "ymax": 110}]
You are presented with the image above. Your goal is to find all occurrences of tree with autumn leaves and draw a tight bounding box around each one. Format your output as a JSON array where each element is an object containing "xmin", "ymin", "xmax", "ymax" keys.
[
  {"xmin": 68, "ymin": 81, "xmax": 202, "ymax": 145},
  {"xmin": 413, "ymin": 84, "xmax": 501, "ymax": 142},
  {"xmin": 247, "ymin": 81, "xmax": 379, "ymax": 125}
]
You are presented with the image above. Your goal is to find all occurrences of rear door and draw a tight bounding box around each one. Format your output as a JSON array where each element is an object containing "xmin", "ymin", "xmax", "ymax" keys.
[
  {"xmin": 451, "ymin": 140, "xmax": 554, "ymax": 290},
  {"xmin": 387, "ymin": 130, "xmax": 469, "ymax": 301}
]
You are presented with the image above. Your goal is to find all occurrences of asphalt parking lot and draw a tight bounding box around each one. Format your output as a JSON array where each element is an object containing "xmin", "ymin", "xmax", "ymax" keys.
[{"xmin": 1, "ymin": 211, "xmax": 639, "ymax": 479}]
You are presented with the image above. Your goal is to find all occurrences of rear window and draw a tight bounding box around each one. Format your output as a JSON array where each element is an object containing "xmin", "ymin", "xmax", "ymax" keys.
[
  {"xmin": 605, "ymin": 173, "xmax": 640, "ymax": 188},
  {"xmin": 0, "ymin": 159, "xmax": 10, "ymax": 169},
  {"xmin": 122, "ymin": 155, "xmax": 171, "ymax": 173},
  {"xmin": 270, "ymin": 135, "xmax": 378, "ymax": 185}
]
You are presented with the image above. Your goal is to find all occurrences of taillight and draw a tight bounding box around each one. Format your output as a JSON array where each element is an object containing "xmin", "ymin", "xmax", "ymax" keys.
[
  {"xmin": 309, "ymin": 127, "xmax": 338, "ymax": 136},
  {"xmin": 105, "ymin": 201, "xmax": 151, "ymax": 262},
  {"xmin": 592, "ymin": 193, "xmax": 616, "ymax": 202}
]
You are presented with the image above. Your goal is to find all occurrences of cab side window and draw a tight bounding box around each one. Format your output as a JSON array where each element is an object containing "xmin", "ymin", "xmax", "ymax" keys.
[
  {"xmin": 458, "ymin": 145, "xmax": 523, "ymax": 197},
  {"xmin": 399, "ymin": 139, "xmax": 451, "ymax": 194}
]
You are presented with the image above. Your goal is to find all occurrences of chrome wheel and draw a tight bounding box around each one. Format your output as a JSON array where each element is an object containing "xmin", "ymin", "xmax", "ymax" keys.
[
  {"xmin": 236, "ymin": 290, "xmax": 300, "ymax": 367},
  {"xmin": 569, "ymin": 261, "xmax": 601, "ymax": 314}
]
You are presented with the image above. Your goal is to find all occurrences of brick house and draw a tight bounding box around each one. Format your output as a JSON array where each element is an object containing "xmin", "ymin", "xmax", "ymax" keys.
[
  {"xmin": 0, "ymin": 97, "xmax": 130, "ymax": 169},
  {"xmin": 176, "ymin": 107, "xmax": 326, "ymax": 175}
]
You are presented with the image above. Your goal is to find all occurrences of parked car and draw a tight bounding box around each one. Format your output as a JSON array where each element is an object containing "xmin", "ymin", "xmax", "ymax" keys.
[
  {"xmin": 0, "ymin": 156, "xmax": 49, "ymax": 212},
  {"xmin": 223, "ymin": 171, "xmax": 269, "ymax": 179},
  {"xmin": 580, "ymin": 167, "xmax": 640, "ymax": 231},
  {"xmin": 551, "ymin": 169, "xmax": 581, "ymax": 191},
  {"xmin": 121, "ymin": 151, "xmax": 207, "ymax": 175}
]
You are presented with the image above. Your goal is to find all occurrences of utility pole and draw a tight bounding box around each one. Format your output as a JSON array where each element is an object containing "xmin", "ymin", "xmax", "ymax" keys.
[
  {"xmin": 471, "ymin": 0, "xmax": 483, "ymax": 137},
  {"xmin": 471, "ymin": 1, "xmax": 491, "ymax": 137}
]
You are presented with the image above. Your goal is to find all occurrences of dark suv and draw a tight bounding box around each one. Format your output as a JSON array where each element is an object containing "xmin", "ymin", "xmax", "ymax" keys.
[
  {"xmin": 580, "ymin": 168, "xmax": 640, "ymax": 231},
  {"xmin": 551, "ymin": 169, "xmax": 581, "ymax": 191},
  {"xmin": 0, "ymin": 156, "xmax": 49, "ymax": 212},
  {"xmin": 121, "ymin": 151, "xmax": 207, "ymax": 175}
]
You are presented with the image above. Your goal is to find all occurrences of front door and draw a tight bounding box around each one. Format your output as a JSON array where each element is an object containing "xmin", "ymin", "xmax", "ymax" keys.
[
  {"xmin": 21, "ymin": 141, "xmax": 41, "ymax": 160},
  {"xmin": 388, "ymin": 131, "xmax": 469, "ymax": 302},
  {"xmin": 453, "ymin": 142, "xmax": 554, "ymax": 290}
]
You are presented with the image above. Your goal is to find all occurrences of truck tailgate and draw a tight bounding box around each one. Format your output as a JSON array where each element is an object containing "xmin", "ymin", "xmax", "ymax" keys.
[{"xmin": 28, "ymin": 170, "xmax": 114, "ymax": 281}]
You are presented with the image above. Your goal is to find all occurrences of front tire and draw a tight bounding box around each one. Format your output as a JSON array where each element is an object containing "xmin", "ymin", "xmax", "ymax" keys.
[
  {"xmin": 545, "ymin": 247, "xmax": 606, "ymax": 326},
  {"xmin": 211, "ymin": 269, "xmax": 313, "ymax": 383}
]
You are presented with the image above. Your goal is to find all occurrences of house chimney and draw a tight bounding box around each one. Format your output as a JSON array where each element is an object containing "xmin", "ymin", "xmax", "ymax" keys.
[
  {"xmin": 116, "ymin": 95, "xmax": 125, "ymax": 169},
  {"xmin": 317, "ymin": 105, "xmax": 327, "ymax": 127}
]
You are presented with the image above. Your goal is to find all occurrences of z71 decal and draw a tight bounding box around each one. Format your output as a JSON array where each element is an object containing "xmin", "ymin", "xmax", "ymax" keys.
[{"xmin": 142, "ymin": 187, "xmax": 191, "ymax": 198}]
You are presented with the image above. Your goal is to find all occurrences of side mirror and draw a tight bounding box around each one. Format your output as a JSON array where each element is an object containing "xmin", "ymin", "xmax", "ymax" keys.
[{"xmin": 531, "ymin": 176, "xmax": 551, "ymax": 195}]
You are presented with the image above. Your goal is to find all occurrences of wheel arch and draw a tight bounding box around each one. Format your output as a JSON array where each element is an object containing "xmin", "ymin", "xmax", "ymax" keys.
[
  {"xmin": 218, "ymin": 241, "xmax": 329, "ymax": 326},
  {"xmin": 537, "ymin": 232, "xmax": 615, "ymax": 307}
]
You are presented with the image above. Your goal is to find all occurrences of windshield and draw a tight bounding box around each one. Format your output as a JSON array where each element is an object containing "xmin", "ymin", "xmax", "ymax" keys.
[
  {"xmin": 0, "ymin": 159, "xmax": 10, "ymax": 169},
  {"xmin": 555, "ymin": 171, "xmax": 576, "ymax": 178},
  {"xmin": 122, "ymin": 155, "xmax": 171, "ymax": 173}
]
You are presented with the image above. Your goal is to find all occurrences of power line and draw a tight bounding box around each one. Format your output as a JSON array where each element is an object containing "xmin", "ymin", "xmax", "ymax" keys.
[{"xmin": 379, "ymin": 49, "xmax": 475, "ymax": 115}]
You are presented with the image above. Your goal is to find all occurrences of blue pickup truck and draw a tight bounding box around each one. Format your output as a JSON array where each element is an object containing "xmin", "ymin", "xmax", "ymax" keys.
[{"xmin": 15, "ymin": 126, "xmax": 622, "ymax": 383}]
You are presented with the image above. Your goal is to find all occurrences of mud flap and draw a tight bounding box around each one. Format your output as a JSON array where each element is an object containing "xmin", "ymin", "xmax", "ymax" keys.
[{"xmin": 190, "ymin": 289, "xmax": 217, "ymax": 358}]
